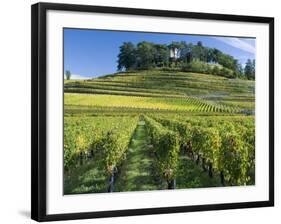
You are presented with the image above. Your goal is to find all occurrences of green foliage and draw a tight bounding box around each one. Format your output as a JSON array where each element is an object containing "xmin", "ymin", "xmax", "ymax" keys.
[
  {"xmin": 116, "ymin": 40, "xmax": 247, "ymax": 79},
  {"xmin": 181, "ymin": 61, "xmax": 209, "ymax": 73},
  {"xmin": 215, "ymin": 67, "xmax": 235, "ymax": 78},
  {"xmin": 136, "ymin": 42, "xmax": 157, "ymax": 69},
  {"xmin": 218, "ymin": 123, "xmax": 248, "ymax": 185},
  {"xmin": 153, "ymin": 118, "xmax": 192, "ymax": 146},
  {"xmin": 191, "ymin": 126, "xmax": 221, "ymax": 165},
  {"xmin": 181, "ymin": 61, "xmax": 236, "ymax": 78},
  {"xmin": 64, "ymin": 116, "xmax": 138, "ymax": 173},
  {"xmin": 144, "ymin": 116, "xmax": 179, "ymax": 181},
  {"xmin": 153, "ymin": 114, "xmax": 255, "ymax": 186},
  {"xmin": 117, "ymin": 42, "xmax": 137, "ymax": 71},
  {"xmin": 244, "ymin": 59, "xmax": 255, "ymax": 80},
  {"xmin": 154, "ymin": 44, "xmax": 169, "ymax": 67},
  {"xmin": 117, "ymin": 42, "xmax": 170, "ymax": 71}
]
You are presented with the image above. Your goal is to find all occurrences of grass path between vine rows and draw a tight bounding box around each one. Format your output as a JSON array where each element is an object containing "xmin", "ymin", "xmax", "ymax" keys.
[{"xmin": 115, "ymin": 120, "xmax": 163, "ymax": 192}]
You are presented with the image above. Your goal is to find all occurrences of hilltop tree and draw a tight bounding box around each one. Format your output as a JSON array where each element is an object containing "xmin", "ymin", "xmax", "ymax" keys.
[
  {"xmin": 180, "ymin": 43, "xmax": 193, "ymax": 63},
  {"xmin": 192, "ymin": 41, "xmax": 208, "ymax": 62},
  {"xmin": 117, "ymin": 42, "xmax": 137, "ymax": 71},
  {"xmin": 236, "ymin": 63, "xmax": 244, "ymax": 77},
  {"xmin": 65, "ymin": 70, "xmax": 71, "ymax": 80},
  {"xmin": 206, "ymin": 48, "xmax": 223, "ymax": 64},
  {"xmin": 244, "ymin": 59, "xmax": 255, "ymax": 80},
  {"xmin": 253, "ymin": 59, "xmax": 255, "ymax": 75},
  {"xmin": 212, "ymin": 48, "xmax": 222, "ymax": 63},
  {"xmin": 206, "ymin": 48, "xmax": 215, "ymax": 63},
  {"xmin": 136, "ymin": 42, "xmax": 156, "ymax": 69},
  {"xmin": 153, "ymin": 44, "xmax": 169, "ymax": 67}
]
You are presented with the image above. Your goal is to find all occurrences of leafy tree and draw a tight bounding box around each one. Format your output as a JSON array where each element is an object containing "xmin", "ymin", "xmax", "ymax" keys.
[
  {"xmin": 192, "ymin": 41, "xmax": 208, "ymax": 62},
  {"xmin": 197, "ymin": 41, "xmax": 203, "ymax": 47},
  {"xmin": 252, "ymin": 59, "xmax": 255, "ymax": 77},
  {"xmin": 136, "ymin": 42, "xmax": 156, "ymax": 69},
  {"xmin": 244, "ymin": 59, "xmax": 255, "ymax": 80},
  {"xmin": 206, "ymin": 48, "xmax": 215, "ymax": 63},
  {"xmin": 117, "ymin": 42, "xmax": 136, "ymax": 71},
  {"xmin": 65, "ymin": 70, "xmax": 71, "ymax": 80},
  {"xmin": 180, "ymin": 43, "xmax": 193, "ymax": 63},
  {"xmin": 236, "ymin": 63, "xmax": 244, "ymax": 77},
  {"xmin": 212, "ymin": 48, "xmax": 222, "ymax": 63},
  {"xmin": 217, "ymin": 54, "xmax": 236, "ymax": 70},
  {"xmin": 153, "ymin": 44, "xmax": 169, "ymax": 67}
]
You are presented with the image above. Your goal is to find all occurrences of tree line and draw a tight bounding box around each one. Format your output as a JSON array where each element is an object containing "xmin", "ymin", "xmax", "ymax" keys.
[{"xmin": 117, "ymin": 41, "xmax": 255, "ymax": 80}]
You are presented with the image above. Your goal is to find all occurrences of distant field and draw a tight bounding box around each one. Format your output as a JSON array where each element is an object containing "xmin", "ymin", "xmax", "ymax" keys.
[
  {"xmin": 65, "ymin": 71, "xmax": 255, "ymax": 101},
  {"xmin": 65, "ymin": 93, "xmax": 240, "ymax": 113}
]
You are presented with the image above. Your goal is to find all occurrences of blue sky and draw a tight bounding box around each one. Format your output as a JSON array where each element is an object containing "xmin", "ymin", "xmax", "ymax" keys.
[{"xmin": 64, "ymin": 28, "xmax": 255, "ymax": 79}]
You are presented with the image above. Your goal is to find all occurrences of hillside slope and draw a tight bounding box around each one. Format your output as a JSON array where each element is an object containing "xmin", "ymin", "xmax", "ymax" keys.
[{"xmin": 64, "ymin": 70, "xmax": 255, "ymax": 114}]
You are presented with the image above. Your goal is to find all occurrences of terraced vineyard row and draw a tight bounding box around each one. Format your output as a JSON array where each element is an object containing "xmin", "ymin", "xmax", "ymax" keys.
[
  {"xmin": 65, "ymin": 71, "xmax": 254, "ymax": 113},
  {"xmin": 65, "ymin": 93, "xmax": 241, "ymax": 113},
  {"xmin": 73, "ymin": 71, "xmax": 254, "ymax": 94},
  {"xmin": 65, "ymin": 77, "xmax": 253, "ymax": 95},
  {"xmin": 64, "ymin": 81, "xmax": 183, "ymax": 96}
]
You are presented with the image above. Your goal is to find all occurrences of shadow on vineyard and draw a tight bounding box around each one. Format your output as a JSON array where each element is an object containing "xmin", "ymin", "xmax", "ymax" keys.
[
  {"xmin": 64, "ymin": 159, "xmax": 107, "ymax": 194},
  {"xmin": 176, "ymin": 155, "xmax": 222, "ymax": 189}
]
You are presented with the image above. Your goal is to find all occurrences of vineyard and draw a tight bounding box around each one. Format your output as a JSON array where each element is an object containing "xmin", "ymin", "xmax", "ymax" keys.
[{"xmin": 64, "ymin": 70, "xmax": 255, "ymax": 194}]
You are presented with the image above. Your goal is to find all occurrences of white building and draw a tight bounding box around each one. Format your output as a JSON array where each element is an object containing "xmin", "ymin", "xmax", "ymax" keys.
[{"xmin": 169, "ymin": 47, "xmax": 180, "ymax": 59}]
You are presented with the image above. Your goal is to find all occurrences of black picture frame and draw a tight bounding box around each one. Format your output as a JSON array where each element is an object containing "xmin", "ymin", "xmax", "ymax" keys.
[{"xmin": 31, "ymin": 2, "xmax": 274, "ymax": 222}]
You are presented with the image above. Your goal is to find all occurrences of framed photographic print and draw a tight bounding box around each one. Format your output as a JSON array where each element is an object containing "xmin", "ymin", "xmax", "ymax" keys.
[{"xmin": 31, "ymin": 2, "xmax": 274, "ymax": 222}]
